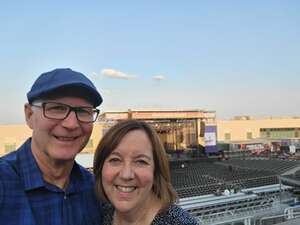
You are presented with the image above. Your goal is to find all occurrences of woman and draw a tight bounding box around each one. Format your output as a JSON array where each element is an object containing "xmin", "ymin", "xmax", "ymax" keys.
[{"xmin": 93, "ymin": 120, "xmax": 199, "ymax": 225}]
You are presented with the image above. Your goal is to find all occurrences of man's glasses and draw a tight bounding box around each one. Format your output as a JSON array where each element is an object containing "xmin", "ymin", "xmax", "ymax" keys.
[{"xmin": 31, "ymin": 102, "xmax": 100, "ymax": 123}]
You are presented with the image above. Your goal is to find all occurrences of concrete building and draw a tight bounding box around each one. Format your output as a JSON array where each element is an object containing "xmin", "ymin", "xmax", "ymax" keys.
[
  {"xmin": 2, "ymin": 113, "xmax": 300, "ymax": 157},
  {"xmin": 217, "ymin": 116, "xmax": 300, "ymax": 142}
]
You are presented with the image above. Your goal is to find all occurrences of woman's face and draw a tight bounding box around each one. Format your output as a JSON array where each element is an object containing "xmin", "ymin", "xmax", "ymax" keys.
[{"xmin": 102, "ymin": 129, "xmax": 155, "ymax": 214}]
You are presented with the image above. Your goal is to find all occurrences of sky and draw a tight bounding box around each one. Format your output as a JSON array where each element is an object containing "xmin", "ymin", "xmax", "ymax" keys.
[{"xmin": 0, "ymin": 0, "xmax": 300, "ymax": 124}]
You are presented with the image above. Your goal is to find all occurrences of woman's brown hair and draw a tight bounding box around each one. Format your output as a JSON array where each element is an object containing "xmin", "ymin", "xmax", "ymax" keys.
[{"xmin": 93, "ymin": 119, "xmax": 178, "ymax": 210}]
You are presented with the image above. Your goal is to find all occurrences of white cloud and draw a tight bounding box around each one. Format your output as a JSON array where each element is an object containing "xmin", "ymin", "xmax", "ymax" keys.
[
  {"xmin": 101, "ymin": 68, "xmax": 137, "ymax": 80},
  {"xmin": 152, "ymin": 75, "xmax": 166, "ymax": 80}
]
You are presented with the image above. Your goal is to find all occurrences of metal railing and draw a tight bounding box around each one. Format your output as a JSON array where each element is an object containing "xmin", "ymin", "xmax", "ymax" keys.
[{"xmin": 259, "ymin": 205, "xmax": 300, "ymax": 225}]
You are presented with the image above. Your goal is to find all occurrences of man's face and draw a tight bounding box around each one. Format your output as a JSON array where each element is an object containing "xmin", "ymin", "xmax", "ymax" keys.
[{"xmin": 25, "ymin": 96, "xmax": 94, "ymax": 164}]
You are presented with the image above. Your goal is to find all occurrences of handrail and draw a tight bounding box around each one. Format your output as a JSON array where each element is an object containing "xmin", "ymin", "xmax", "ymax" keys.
[{"xmin": 259, "ymin": 209, "xmax": 300, "ymax": 225}]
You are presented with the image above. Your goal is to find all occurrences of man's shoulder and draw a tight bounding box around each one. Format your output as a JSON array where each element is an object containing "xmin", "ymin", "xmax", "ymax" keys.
[
  {"xmin": 0, "ymin": 151, "xmax": 19, "ymax": 178},
  {"xmin": 0, "ymin": 150, "xmax": 18, "ymax": 161},
  {"xmin": 0, "ymin": 151, "xmax": 22, "ymax": 210},
  {"xmin": 0, "ymin": 139, "xmax": 30, "ymax": 178}
]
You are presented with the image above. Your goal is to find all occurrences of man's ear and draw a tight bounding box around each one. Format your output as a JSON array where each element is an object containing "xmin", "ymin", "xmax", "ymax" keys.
[{"xmin": 24, "ymin": 103, "xmax": 34, "ymax": 129}]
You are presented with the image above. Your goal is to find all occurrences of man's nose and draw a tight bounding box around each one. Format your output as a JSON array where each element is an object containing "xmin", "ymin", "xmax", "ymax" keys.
[{"xmin": 61, "ymin": 111, "xmax": 80, "ymax": 129}]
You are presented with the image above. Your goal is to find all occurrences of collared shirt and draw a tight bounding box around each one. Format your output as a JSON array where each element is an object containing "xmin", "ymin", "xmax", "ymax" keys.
[{"xmin": 0, "ymin": 138, "xmax": 102, "ymax": 225}]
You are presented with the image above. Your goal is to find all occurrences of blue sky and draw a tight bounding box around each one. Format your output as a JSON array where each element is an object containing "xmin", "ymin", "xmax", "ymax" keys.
[{"xmin": 0, "ymin": 1, "xmax": 300, "ymax": 124}]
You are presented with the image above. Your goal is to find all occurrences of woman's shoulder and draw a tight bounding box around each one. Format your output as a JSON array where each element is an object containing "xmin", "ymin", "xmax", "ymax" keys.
[
  {"xmin": 152, "ymin": 204, "xmax": 199, "ymax": 225},
  {"xmin": 100, "ymin": 202, "xmax": 114, "ymax": 225}
]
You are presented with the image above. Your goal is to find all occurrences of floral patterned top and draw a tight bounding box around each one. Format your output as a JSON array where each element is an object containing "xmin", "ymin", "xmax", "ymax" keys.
[{"xmin": 101, "ymin": 203, "xmax": 199, "ymax": 225}]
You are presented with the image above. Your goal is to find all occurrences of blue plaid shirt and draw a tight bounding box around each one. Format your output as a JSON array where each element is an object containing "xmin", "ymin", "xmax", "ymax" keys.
[{"xmin": 0, "ymin": 138, "xmax": 102, "ymax": 225}]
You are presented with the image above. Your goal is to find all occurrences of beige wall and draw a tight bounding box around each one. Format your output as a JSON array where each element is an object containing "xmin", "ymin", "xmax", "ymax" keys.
[
  {"xmin": 217, "ymin": 117, "xmax": 300, "ymax": 142},
  {"xmin": 2, "ymin": 117, "xmax": 300, "ymax": 156},
  {"xmin": 0, "ymin": 125, "xmax": 32, "ymax": 156},
  {"xmin": 84, "ymin": 124, "xmax": 103, "ymax": 153},
  {"xmin": 0, "ymin": 123, "xmax": 104, "ymax": 157}
]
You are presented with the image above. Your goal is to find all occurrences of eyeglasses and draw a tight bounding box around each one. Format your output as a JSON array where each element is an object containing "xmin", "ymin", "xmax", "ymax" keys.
[{"xmin": 31, "ymin": 101, "xmax": 100, "ymax": 123}]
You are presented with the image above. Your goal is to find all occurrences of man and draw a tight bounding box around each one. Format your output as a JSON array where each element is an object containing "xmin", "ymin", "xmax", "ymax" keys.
[{"xmin": 0, "ymin": 68, "xmax": 103, "ymax": 225}]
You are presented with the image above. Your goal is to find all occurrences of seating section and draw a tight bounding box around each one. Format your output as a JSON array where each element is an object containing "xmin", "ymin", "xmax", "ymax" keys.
[
  {"xmin": 170, "ymin": 159, "xmax": 300, "ymax": 198},
  {"xmin": 218, "ymin": 158, "xmax": 300, "ymax": 174}
]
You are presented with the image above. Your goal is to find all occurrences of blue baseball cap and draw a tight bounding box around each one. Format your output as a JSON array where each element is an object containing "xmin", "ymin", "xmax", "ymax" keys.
[{"xmin": 27, "ymin": 68, "xmax": 103, "ymax": 107}]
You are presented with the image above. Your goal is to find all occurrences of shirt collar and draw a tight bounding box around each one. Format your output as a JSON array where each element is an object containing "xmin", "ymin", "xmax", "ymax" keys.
[
  {"xmin": 67, "ymin": 161, "xmax": 92, "ymax": 193},
  {"xmin": 17, "ymin": 138, "xmax": 88, "ymax": 192},
  {"xmin": 17, "ymin": 138, "xmax": 45, "ymax": 191}
]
